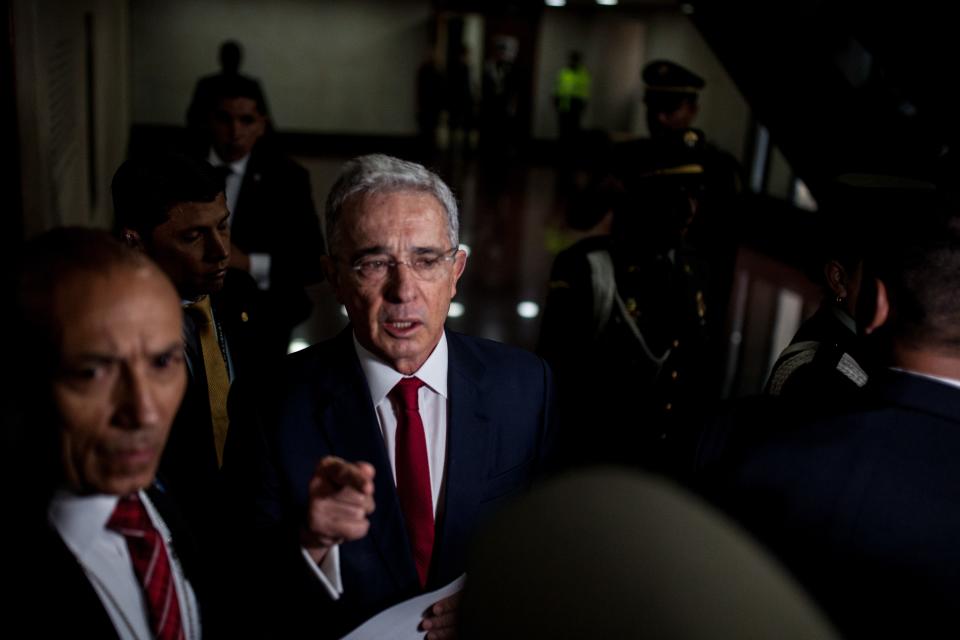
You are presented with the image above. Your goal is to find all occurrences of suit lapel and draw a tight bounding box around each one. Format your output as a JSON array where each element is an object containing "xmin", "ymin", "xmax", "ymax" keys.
[
  {"xmin": 433, "ymin": 332, "xmax": 489, "ymax": 586},
  {"xmin": 212, "ymin": 273, "xmax": 256, "ymax": 376},
  {"xmin": 313, "ymin": 331, "xmax": 419, "ymax": 591}
]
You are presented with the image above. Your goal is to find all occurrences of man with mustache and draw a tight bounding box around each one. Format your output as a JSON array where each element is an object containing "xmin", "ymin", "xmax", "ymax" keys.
[
  {"xmin": 112, "ymin": 154, "xmax": 271, "ymax": 597},
  {"xmin": 8, "ymin": 228, "xmax": 203, "ymax": 637},
  {"xmin": 226, "ymin": 154, "xmax": 555, "ymax": 638}
]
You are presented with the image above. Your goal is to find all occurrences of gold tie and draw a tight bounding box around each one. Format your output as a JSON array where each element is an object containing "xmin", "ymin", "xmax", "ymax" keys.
[{"xmin": 187, "ymin": 296, "xmax": 230, "ymax": 468}]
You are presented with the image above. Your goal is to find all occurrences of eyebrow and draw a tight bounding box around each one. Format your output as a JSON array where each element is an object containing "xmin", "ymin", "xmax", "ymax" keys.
[
  {"xmin": 348, "ymin": 245, "xmax": 447, "ymax": 262},
  {"xmin": 182, "ymin": 213, "xmax": 229, "ymax": 233},
  {"xmin": 66, "ymin": 341, "xmax": 183, "ymax": 363}
]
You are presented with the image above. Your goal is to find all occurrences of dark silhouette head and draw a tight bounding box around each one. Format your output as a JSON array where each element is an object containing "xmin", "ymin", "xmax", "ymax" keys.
[{"xmin": 219, "ymin": 40, "xmax": 243, "ymax": 75}]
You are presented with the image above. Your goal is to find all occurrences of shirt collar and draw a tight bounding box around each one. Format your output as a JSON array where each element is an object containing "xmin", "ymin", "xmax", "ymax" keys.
[
  {"xmin": 353, "ymin": 331, "xmax": 448, "ymax": 405},
  {"xmin": 48, "ymin": 489, "xmax": 147, "ymax": 557},
  {"xmin": 889, "ymin": 366, "xmax": 960, "ymax": 391},
  {"xmin": 207, "ymin": 147, "xmax": 251, "ymax": 176}
]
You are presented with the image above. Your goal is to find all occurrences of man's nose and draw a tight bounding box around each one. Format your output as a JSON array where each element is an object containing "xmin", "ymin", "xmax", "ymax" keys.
[
  {"xmin": 384, "ymin": 262, "xmax": 418, "ymax": 302},
  {"xmin": 114, "ymin": 367, "xmax": 160, "ymax": 429},
  {"xmin": 206, "ymin": 229, "xmax": 229, "ymax": 262}
]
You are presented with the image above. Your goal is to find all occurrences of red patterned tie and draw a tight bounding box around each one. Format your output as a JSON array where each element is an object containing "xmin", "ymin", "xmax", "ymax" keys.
[
  {"xmin": 390, "ymin": 377, "xmax": 435, "ymax": 588},
  {"xmin": 107, "ymin": 494, "xmax": 185, "ymax": 640}
]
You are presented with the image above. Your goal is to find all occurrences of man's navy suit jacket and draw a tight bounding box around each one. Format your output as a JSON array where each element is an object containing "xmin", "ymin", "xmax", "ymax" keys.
[
  {"xmin": 225, "ymin": 328, "xmax": 555, "ymax": 638},
  {"xmin": 705, "ymin": 369, "xmax": 960, "ymax": 638}
]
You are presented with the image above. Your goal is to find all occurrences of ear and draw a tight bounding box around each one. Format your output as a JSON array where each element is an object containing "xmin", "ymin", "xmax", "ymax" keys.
[
  {"xmin": 449, "ymin": 250, "xmax": 468, "ymax": 298},
  {"xmin": 121, "ymin": 228, "xmax": 145, "ymax": 251},
  {"xmin": 824, "ymin": 260, "xmax": 848, "ymax": 299},
  {"xmin": 864, "ymin": 278, "xmax": 889, "ymax": 335}
]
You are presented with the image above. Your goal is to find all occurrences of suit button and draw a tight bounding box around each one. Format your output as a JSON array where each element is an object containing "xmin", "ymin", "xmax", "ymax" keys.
[
  {"xmin": 670, "ymin": 370, "xmax": 678, "ymax": 381},
  {"xmin": 664, "ymin": 403, "xmax": 673, "ymax": 412},
  {"xmin": 672, "ymin": 339, "xmax": 680, "ymax": 348}
]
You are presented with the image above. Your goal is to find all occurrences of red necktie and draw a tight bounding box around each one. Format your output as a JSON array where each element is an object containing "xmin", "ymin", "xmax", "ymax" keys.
[
  {"xmin": 107, "ymin": 494, "xmax": 185, "ymax": 640},
  {"xmin": 390, "ymin": 377, "xmax": 435, "ymax": 588}
]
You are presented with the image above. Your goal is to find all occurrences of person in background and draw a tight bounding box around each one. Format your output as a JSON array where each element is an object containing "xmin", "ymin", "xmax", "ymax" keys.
[
  {"xmin": 197, "ymin": 74, "xmax": 324, "ymax": 357},
  {"xmin": 186, "ymin": 39, "xmax": 268, "ymax": 146},
  {"xmin": 554, "ymin": 50, "xmax": 591, "ymax": 146}
]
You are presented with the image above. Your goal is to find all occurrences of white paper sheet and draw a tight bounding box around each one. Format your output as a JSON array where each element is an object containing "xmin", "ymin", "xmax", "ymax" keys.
[{"xmin": 341, "ymin": 575, "xmax": 466, "ymax": 640}]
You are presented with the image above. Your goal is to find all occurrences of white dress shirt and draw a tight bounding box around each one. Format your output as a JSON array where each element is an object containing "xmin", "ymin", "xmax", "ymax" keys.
[
  {"xmin": 303, "ymin": 332, "xmax": 450, "ymax": 599},
  {"xmin": 48, "ymin": 489, "xmax": 201, "ymax": 640},
  {"xmin": 207, "ymin": 148, "xmax": 271, "ymax": 290}
]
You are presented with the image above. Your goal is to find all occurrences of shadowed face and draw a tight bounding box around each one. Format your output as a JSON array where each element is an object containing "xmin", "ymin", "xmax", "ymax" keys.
[
  {"xmin": 52, "ymin": 266, "xmax": 186, "ymax": 495},
  {"xmin": 145, "ymin": 192, "xmax": 230, "ymax": 300},
  {"xmin": 325, "ymin": 191, "xmax": 466, "ymax": 374},
  {"xmin": 210, "ymin": 96, "xmax": 266, "ymax": 162}
]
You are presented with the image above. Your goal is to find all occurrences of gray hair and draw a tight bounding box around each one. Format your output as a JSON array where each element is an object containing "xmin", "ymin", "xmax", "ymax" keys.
[{"xmin": 324, "ymin": 154, "xmax": 459, "ymax": 255}]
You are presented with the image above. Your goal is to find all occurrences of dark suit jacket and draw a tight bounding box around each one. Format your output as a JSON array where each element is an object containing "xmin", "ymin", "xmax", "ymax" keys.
[
  {"xmin": 229, "ymin": 140, "xmax": 322, "ymax": 354},
  {"xmin": 701, "ymin": 369, "xmax": 960, "ymax": 638},
  {"xmin": 224, "ymin": 329, "xmax": 555, "ymax": 638},
  {"xmin": 160, "ymin": 268, "xmax": 271, "ymax": 536},
  {"xmin": 7, "ymin": 485, "xmax": 206, "ymax": 638},
  {"xmin": 158, "ymin": 269, "xmax": 274, "ymax": 639}
]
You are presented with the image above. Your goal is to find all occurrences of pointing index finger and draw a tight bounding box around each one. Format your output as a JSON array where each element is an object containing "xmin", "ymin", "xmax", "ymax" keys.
[{"xmin": 319, "ymin": 456, "xmax": 376, "ymax": 493}]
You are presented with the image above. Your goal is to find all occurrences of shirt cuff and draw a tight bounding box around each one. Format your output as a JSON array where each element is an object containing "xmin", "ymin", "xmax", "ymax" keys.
[
  {"xmin": 300, "ymin": 545, "xmax": 343, "ymax": 600},
  {"xmin": 249, "ymin": 253, "xmax": 272, "ymax": 290}
]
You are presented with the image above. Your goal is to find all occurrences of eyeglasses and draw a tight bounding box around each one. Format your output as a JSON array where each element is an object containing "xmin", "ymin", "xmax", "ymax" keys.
[{"xmin": 349, "ymin": 247, "xmax": 460, "ymax": 283}]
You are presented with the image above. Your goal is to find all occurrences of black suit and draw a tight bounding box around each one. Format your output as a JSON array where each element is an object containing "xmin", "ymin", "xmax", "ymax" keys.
[
  {"xmin": 160, "ymin": 269, "xmax": 273, "ymax": 638},
  {"xmin": 160, "ymin": 268, "xmax": 271, "ymax": 532},
  {"xmin": 224, "ymin": 329, "xmax": 555, "ymax": 638},
  {"xmin": 228, "ymin": 140, "xmax": 323, "ymax": 356},
  {"xmin": 701, "ymin": 369, "xmax": 960, "ymax": 638},
  {"xmin": 7, "ymin": 485, "xmax": 206, "ymax": 638}
]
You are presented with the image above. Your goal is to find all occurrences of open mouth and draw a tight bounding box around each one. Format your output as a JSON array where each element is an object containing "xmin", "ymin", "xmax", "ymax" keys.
[{"xmin": 384, "ymin": 319, "xmax": 421, "ymax": 336}]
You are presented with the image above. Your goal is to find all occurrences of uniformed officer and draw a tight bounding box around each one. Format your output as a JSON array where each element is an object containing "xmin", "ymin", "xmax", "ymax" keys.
[
  {"xmin": 612, "ymin": 63, "xmax": 740, "ymax": 314},
  {"xmin": 539, "ymin": 136, "xmax": 718, "ymax": 475},
  {"xmin": 765, "ymin": 204, "xmax": 869, "ymax": 408},
  {"xmin": 765, "ymin": 178, "xmax": 935, "ymax": 414}
]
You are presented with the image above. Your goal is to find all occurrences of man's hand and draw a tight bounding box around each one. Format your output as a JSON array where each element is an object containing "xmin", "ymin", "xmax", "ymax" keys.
[
  {"xmin": 301, "ymin": 456, "xmax": 376, "ymax": 564},
  {"xmin": 229, "ymin": 243, "xmax": 251, "ymax": 272},
  {"xmin": 420, "ymin": 592, "xmax": 461, "ymax": 640}
]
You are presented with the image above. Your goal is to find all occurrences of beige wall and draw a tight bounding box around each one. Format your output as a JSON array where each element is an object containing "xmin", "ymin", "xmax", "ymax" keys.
[
  {"xmin": 130, "ymin": 0, "xmax": 432, "ymax": 135},
  {"xmin": 532, "ymin": 10, "xmax": 646, "ymax": 139},
  {"xmin": 14, "ymin": 0, "xmax": 130, "ymax": 235},
  {"xmin": 531, "ymin": 8, "xmax": 749, "ymax": 165}
]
